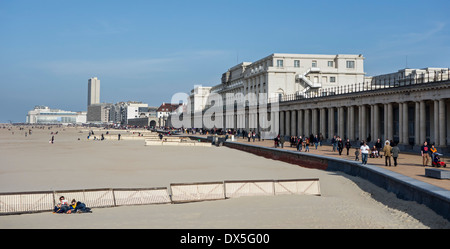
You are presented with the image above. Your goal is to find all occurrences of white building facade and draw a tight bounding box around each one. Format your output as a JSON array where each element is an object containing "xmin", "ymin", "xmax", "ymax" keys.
[
  {"xmin": 26, "ymin": 106, "xmax": 86, "ymax": 125},
  {"xmin": 184, "ymin": 53, "xmax": 366, "ymax": 131}
]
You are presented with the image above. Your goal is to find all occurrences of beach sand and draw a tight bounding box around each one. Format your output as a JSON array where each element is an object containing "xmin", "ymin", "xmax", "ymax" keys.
[{"xmin": 0, "ymin": 126, "xmax": 449, "ymax": 229}]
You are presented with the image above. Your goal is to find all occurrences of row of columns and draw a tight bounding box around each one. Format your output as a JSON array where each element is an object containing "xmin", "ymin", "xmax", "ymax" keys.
[{"xmin": 277, "ymin": 99, "xmax": 447, "ymax": 147}]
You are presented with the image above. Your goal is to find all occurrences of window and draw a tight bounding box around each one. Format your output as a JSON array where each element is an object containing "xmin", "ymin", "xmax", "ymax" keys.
[
  {"xmin": 346, "ymin": 61, "xmax": 355, "ymax": 69},
  {"xmin": 294, "ymin": 60, "xmax": 300, "ymax": 67},
  {"xmin": 330, "ymin": 76, "xmax": 336, "ymax": 83},
  {"xmin": 328, "ymin": 61, "xmax": 334, "ymax": 67},
  {"xmin": 277, "ymin": 59, "xmax": 284, "ymax": 67},
  {"xmin": 312, "ymin": 60, "xmax": 317, "ymax": 67}
]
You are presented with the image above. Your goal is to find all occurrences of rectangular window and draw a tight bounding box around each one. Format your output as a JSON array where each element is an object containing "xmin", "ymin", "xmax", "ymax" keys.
[
  {"xmin": 328, "ymin": 61, "xmax": 334, "ymax": 67},
  {"xmin": 312, "ymin": 60, "xmax": 317, "ymax": 67},
  {"xmin": 330, "ymin": 76, "xmax": 336, "ymax": 83},
  {"xmin": 277, "ymin": 59, "xmax": 284, "ymax": 67},
  {"xmin": 346, "ymin": 61, "xmax": 355, "ymax": 68},
  {"xmin": 294, "ymin": 60, "xmax": 300, "ymax": 67}
]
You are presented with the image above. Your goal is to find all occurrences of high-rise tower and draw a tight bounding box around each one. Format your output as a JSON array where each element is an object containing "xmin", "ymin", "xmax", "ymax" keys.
[{"xmin": 87, "ymin": 77, "xmax": 100, "ymax": 106}]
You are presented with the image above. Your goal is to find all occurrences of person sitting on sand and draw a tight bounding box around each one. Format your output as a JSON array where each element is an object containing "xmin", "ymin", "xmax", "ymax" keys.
[
  {"xmin": 53, "ymin": 196, "xmax": 71, "ymax": 213},
  {"xmin": 69, "ymin": 199, "xmax": 92, "ymax": 213}
]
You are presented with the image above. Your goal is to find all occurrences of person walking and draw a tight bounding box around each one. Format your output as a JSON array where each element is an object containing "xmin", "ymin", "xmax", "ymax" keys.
[
  {"xmin": 314, "ymin": 135, "xmax": 319, "ymax": 150},
  {"xmin": 337, "ymin": 137, "xmax": 344, "ymax": 155},
  {"xmin": 355, "ymin": 148, "xmax": 360, "ymax": 161},
  {"xmin": 279, "ymin": 135, "xmax": 285, "ymax": 148},
  {"xmin": 345, "ymin": 139, "xmax": 351, "ymax": 155},
  {"xmin": 391, "ymin": 143, "xmax": 400, "ymax": 166},
  {"xmin": 297, "ymin": 136, "xmax": 303, "ymax": 152},
  {"xmin": 304, "ymin": 137, "xmax": 310, "ymax": 152},
  {"xmin": 382, "ymin": 141, "xmax": 392, "ymax": 166},
  {"xmin": 421, "ymin": 141, "xmax": 430, "ymax": 166},
  {"xmin": 360, "ymin": 141, "xmax": 370, "ymax": 165},
  {"xmin": 375, "ymin": 138, "xmax": 382, "ymax": 158}
]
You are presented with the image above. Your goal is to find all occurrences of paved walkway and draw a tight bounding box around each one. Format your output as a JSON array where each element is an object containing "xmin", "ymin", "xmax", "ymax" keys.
[{"xmin": 192, "ymin": 134, "xmax": 450, "ymax": 191}]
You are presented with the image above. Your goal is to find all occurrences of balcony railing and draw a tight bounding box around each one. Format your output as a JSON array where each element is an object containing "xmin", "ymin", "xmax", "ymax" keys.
[{"xmin": 269, "ymin": 70, "xmax": 450, "ymax": 103}]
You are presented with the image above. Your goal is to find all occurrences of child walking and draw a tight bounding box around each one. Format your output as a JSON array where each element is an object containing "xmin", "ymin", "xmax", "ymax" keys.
[{"xmin": 355, "ymin": 148, "xmax": 360, "ymax": 161}]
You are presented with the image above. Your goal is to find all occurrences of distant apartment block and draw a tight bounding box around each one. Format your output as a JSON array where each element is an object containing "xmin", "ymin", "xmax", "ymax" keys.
[
  {"xmin": 87, "ymin": 77, "xmax": 100, "ymax": 106},
  {"xmin": 87, "ymin": 103, "xmax": 111, "ymax": 123}
]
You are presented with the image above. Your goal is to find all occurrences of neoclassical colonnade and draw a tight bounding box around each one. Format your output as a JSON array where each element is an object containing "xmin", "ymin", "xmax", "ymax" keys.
[{"xmin": 275, "ymin": 81, "xmax": 450, "ymax": 152}]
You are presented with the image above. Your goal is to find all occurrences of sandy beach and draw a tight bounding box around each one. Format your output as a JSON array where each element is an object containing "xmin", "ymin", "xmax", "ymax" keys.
[{"xmin": 0, "ymin": 126, "xmax": 449, "ymax": 229}]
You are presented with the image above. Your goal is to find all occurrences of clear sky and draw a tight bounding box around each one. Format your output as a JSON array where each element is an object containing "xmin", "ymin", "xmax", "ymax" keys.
[{"xmin": 1, "ymin": 0, "xmax": 449, "ymax": 123}]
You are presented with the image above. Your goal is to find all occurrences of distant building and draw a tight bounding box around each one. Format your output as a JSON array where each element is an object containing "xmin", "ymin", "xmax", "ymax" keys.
[
  {"xmin": 87, "ymin": 77, "xmax": 100, "ymax": 106},
  {"xmin": 87, "ymin": 103, "xmax": 112, "ymax": 123},
  {"xmin": 368, "ymin": 68, "xmax": 449, "ymax": 86},
  {"xmin": 109, "ymin": 101, "xmax": 151, "ymax": 125},
  {"xmin": 157, "ymin": 102, "xmax": 182, "ymax": 127},
  {"xmin": 26, "ymin": 105, "xmax": 86, "ymax": 124}
]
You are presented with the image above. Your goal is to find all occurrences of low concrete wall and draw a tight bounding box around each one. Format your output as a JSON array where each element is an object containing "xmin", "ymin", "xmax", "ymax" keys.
[{"xmin": 222, "ymin": 141, "xmax": 450, "ymax": 221}]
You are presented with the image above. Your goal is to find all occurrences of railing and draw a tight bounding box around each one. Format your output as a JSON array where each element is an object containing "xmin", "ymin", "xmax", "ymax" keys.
[
  {"xmin": 269, "ymin": 70, "xmax": 450, "ymax": 103},
  {"xmin": 0, "ymin": 178, "xmax": 320, "ymax": 215}
]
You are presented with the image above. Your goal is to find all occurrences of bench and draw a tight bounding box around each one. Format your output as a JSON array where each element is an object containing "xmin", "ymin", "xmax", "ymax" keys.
[{"xmin": 425, "ymin": 168, "xmax": 450, "ymax": 179}]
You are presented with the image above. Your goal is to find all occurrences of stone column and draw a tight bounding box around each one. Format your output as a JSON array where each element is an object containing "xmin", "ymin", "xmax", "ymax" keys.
[
  {"xmin": 415, "ymin": 102, "xmax": 420, "ymax": 145},
  {"xmin": 291, "ymin": 110, "xmax": 296, "ymax": 137},
  {"xmin": 387, "ymin": 103, "xmax": 393, "ymax": 141},
  {"xmin": 361, "ymin": 105, "xmax": 367, "ymax": 141},
  {"xmin": 270, "ymin": 111, "xmax": 278, "ymax": 137},
  {"xmin": 280, "ymin": 111, "xmax": 285, "ymax": 136},
  {"xmin": 434, "ymin": 100, "xmax": 439, "ymax": 145},
  {"xmin": 338, "ymin": 107, "xmax": 344, "ymax": 138},
  {"xmin": 439, "ymin": 99, "xmax": 446, "ymax": 147},
  {"xmin": 419, "ymin": 101, "xmax": 426, "ymax": 144},
  {"xmin": 320, "ymin": 108, "xmax": 326, "ymax": 139},
  {"xmin": 328, "ymin": 107, "xmax": 335, "ymax": 138},
  {"xmin": 402, "ymin": 102, "xmax": 409, "ymax": 145},
  {"xmin": 370, "ymin": 105, "xmax": 374, "ymax": 141},
  {"xmin": 304, "ymin": 109, "xmax": 310, "ymax": 136},
  {"xmin": 373, "ymin": 104, "xmax": 379, "ymax": 141},
  {"xmin": 348, "ymin": 106, "xmax": 355, "ymax": 141},
  {"xmin": 384, "ymin": 104, "xmax": 388, "ymax": 141},
  {"xmin": 297, "ymin": 110, "xmax": 303, "ymax": 136},
  {"xmin": 359, "ymin": 105, "xmax": 363, "ymax": 141},
  {"xmin": 399, "ymin": 103, "xmax": 403, "ymax": 144},
  {"xmin": 312, "ymin": 108, "xmax": 318, "ymax": 135},
  {"xmin": 285, "ymin": 110, "xmax": 290, "ymax": 136}
]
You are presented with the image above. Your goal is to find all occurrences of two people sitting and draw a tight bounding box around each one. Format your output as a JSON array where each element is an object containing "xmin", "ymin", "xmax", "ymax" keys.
[{"xmin": 54, "ymin": 196, "xmax": 92, "ymax": 214}]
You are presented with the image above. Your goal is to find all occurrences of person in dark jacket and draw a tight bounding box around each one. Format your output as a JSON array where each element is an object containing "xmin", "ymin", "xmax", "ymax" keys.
[
  {"xmin": 345, "ymin": 139, "xmax": 351, "ymax": 155},
  {"xmin": 375, "ymin": 139, "xmax": 382, "ymax": 158},
  {"xmin": 69, "ymin": 199, "xmax": 92, "ymax": 213},
  {"xmin": 337, "ymin": 137, "xmax": 344, "ymax": 155}
]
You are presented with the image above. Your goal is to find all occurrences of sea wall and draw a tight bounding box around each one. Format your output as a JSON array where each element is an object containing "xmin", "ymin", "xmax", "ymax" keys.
[{"xmin": 220, "ymin": 140, "xmax": 450, "ymax": 221}]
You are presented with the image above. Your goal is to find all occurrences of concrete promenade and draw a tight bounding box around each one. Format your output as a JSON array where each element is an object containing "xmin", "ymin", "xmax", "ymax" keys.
[
  {"xmin": 190, "ymin": 134, "xmax": 450, "ymax": 220},
  {"xmin": 194, "ymin": 135, "xmax": 450, "ymax": 191}
]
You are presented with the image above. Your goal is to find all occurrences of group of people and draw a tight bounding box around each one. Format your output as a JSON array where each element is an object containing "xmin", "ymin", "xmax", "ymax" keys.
[
  {"xmin": 357, "ymin": 139, "xmax": 400, "ymax": 166},
  {"xmin": 331, "ymin": 136, "xmax": 352, "ymax": 156},
  {"xmin": 274, "ymin": 134, "xmax": 324, "ymax": 152},
  {"xmin": 53, "ymin": 196, "xmax": 92, "ymax": 214},
  {"xmin": 421, "ymin": 141, "xmax": 445, "ymax": 167}
]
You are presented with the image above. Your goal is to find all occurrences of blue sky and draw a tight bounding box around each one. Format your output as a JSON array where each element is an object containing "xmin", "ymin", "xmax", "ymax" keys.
[{"xmin": 1, "ymin": 0, "xmax": 449, "ymax": 123}]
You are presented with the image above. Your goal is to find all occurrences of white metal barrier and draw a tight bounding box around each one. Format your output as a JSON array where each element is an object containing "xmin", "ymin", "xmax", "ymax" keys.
[
  {"xmin": 224, "ymin": 180, "xmax": 274, "ymax": 198},
  {"xmin": 170, "ymin": 182, "xmax": 225, "ymax": 203},
  {"xmin": 0, "ymin": 192, "xmax": 54, "ymax": 214},
  {"xmin": 0, "ymin": 178, "xmax": 320, "ymax": 215},
  {"xmin": 113, "ymin": 188, "xmax": 171, "ymax": 206},
  {"xmin": 274, "ymin": 179, "xmax": 321, "ymax": 196}
]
